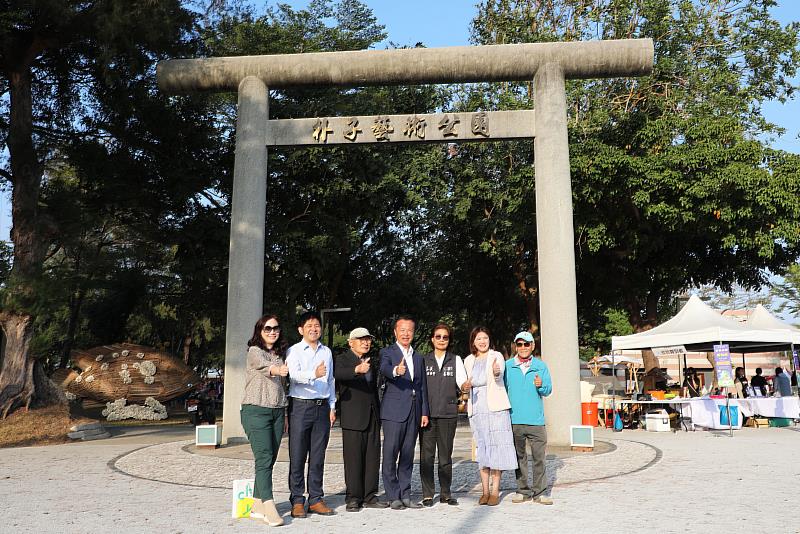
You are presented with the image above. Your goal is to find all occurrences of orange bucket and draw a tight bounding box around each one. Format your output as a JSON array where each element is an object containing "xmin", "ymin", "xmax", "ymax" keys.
[{"xmin": 581, "ymin": 402, "xmax": 599, "ymax": 427}]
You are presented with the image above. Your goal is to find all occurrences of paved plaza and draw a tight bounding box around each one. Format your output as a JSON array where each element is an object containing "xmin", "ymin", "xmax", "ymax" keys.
[{"xmin": 1, "ymin": 423, "xmax": 798, "ymax": 533}]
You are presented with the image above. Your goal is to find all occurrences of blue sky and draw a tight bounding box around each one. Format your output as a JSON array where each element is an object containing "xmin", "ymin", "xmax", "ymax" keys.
[{"xmin": 1, "ymin": 1, "xmax": 798, "ymax": 241}]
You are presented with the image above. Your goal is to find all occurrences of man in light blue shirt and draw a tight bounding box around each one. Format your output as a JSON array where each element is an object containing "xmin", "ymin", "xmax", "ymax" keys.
[
  {"xmin": 286, "ymin": 311, "xmax": 336, "ymax": 518},
  {"xmin": 504, "ymin": 331, "xmax": 553, "ymax": 505}
]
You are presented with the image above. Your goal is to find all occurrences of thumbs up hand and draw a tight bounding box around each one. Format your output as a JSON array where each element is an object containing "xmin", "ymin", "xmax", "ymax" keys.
[
  {"xmin": 492, "ymin": 357, "xmax": 501, "ymax": 377},
  {"xmin": 355, "ymin": 357, "xmax": 371, "ymax": 374},
  {"xmin": 396, "ymin": 357, "xmax": 407, "ymax": 376},
  {"xmin": 534, "ymin": 373, "xmax": 542, "ymax": 388},
  {"xmin": 315, "ymin": 360, "xmax": 327, "ymax": 378}
]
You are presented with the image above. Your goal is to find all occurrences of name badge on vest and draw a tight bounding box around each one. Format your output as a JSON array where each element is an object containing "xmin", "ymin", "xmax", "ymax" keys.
[
  {"xmin": 443, "ymin": 365, "xmax": 454, "ymax": 377},
  {"xmin": 426, "ymin": 364, "xmax": 435, "ymax": 376}
]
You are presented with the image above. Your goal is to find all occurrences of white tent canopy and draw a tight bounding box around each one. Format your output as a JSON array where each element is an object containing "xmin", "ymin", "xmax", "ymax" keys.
[
  {"xmin": 611, "ymin": 295, "xmax": 793, "ymax": 352},
  {"xmin": 745, "ymin": 304, "xmax": 800, "ymax": 345}
]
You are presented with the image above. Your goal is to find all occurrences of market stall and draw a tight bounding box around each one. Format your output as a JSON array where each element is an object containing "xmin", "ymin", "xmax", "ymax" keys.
[{"xmin": 610, "ymin": 296, "xmax": 798, "ymax": 432}]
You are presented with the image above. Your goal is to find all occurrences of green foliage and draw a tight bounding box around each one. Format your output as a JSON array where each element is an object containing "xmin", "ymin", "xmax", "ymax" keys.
[
  {"xmin": 469, "ymin": 0, "xmax": 800, "ymax": 342},
  {"xmin": 4, "ymin": 0, "xmax": 800, "ymax": 372},
  {"xmin": 0, "ymin": 241, "xmax": 10, "ymax": 285},
  {"xmin": 771, "ymin": 263, "xmax": 800, "ymax": 322},
  {"xmin": 580, "ymin": 308, "xmax": 635, "ymax": 360}
]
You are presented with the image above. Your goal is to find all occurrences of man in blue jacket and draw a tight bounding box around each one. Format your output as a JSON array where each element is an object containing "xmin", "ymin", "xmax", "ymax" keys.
[
  {"xmin": 504, "ymin": 331, "xmax": 553, "ymax": 505},
  {"xmin": 380, "ymin": 315, "xmax": 429, "ymax": 510}
]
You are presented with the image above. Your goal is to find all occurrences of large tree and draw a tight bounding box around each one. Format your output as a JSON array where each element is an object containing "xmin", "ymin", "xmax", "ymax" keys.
[
  {"xmin": 457, "ymin": 0, "xmax": 800, "ymax": 362},
  {"xmin": 0, "ymin": 0, "xmax": 197, "ymax": 416}
]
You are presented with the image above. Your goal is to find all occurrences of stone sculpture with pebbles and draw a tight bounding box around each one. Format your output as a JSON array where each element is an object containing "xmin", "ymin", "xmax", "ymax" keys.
[{"xmin": 51, "ymin": 343, "xmax": 198, "ymax": 404}]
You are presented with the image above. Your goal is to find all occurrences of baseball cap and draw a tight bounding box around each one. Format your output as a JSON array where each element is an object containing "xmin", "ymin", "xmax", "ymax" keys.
[
  {"xmin": 514, "ymin": 331, "xmax": 534, "ymax": 343},
  {"xmin": 349, "ymin": 327, "xmax": 374, "ymax": 340}
]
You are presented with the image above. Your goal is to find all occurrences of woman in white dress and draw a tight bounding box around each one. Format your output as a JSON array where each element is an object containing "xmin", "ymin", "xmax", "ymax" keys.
[{"xmin": 463, "ymin": 326, "xmax": 517, "ymax": 506}]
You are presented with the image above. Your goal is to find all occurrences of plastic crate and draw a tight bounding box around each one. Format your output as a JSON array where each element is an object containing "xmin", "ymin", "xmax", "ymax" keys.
[{"xmin": 768, "ymin": 417, "xmax": 793, "ymax": 428}]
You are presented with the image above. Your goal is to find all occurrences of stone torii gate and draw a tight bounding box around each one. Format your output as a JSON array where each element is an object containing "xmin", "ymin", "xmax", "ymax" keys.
[{"xmin": 157, "ymin": 39, "xmax": 653, "ymax": 445}]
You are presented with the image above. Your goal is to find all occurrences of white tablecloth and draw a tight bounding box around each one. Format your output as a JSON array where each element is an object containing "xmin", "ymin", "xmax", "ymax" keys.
[
  {"xmin": 735, "ymin": 397, "xmax": 800, "ymax": 418},
  {"xmin": 669, "ymin": 399, "xmax": 743, "ymax": 430}
]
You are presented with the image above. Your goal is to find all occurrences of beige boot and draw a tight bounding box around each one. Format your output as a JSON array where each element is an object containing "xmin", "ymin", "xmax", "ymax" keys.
[
  {"xmin": 263, "ymin": 499, "xmax": 284, "ymax": 527},
  {"xmin": 250, "ymin": 498, "xmax": 265, "ymax": 519}
]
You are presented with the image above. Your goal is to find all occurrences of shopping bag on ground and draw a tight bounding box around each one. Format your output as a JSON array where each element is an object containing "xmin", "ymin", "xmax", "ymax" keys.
[{"xmin": 232, "ymin": 479, "xmax": 255, "ymax": 518}]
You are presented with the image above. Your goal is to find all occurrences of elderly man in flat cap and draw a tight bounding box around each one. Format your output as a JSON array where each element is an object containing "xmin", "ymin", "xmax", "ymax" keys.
[{"xmin": 334, "ymin": 327, "xmax": 389, "ymax": 512}]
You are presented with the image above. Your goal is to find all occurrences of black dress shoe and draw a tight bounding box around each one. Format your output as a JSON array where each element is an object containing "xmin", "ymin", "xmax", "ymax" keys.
[
  {"xmin": 440, "ymin": 497, "xmax": 459, "ymax": 506},
  {"xmin": 401, "ymin": 498, "xmax": 423, "ymax": 509},
  {"xmin": 422, "ymin": 498, "xmax": 434, "ymax": 507},
  {"xmin": 363, "ymin": 500, "xmax": 390, "ymax": 509},
  {"xmin": 390, "ymin": 499, "xmax": 405, "ymax": 510},
  {"xmin": 346, "ymin": 501, "xmax": 362, "ymax": 512}
]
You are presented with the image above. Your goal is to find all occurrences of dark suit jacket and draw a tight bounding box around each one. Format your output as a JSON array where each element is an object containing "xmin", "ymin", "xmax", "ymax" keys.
[
  {"xmin": 379, "ymin": 343, "xmax": 429, "ymax": 423},
  {"xmin": 334, "ymin": 349, "xmax": 380, "ymax": 431}
]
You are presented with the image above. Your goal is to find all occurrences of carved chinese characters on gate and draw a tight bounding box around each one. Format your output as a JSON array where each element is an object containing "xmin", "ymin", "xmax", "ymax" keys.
[
  {"xmin": 371, "ymin": 116, "xmax": 394, "ymax": 141},
  {"xmin": 312, "ymin": 118, "xmax": 333, "ymax": 143},
  {"xmin": 309, "ymin": 113, "xmax": 490, "ymax": 143},
  {"xmin": 343, "ymin": 117, "xmax": 362, "ymax": 141},
  {"xmin": 471, "ymin": 112, "xmax": 489, "ymax": 137},
  {"xmin": 437, "ymin": 114, "xmax": 460, "ymax": 137},
  {"xmin": 402, "ymin": 115, "xmax": 426, "ymax": 139}
]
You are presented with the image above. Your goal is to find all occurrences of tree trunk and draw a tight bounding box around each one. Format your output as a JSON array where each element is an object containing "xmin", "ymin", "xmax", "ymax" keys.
[
  {"xmin": 59, "ymin": 286, "xmax": 86, "ymax": 369},
  {"xmin": 0, "ymin": 313, "xmax": 36, "ymax": 418},
  {"xmin": 183, "ymin": 334, "xmax": 192, "ymax": 365},
  {"xmin": 513, "ymin": 248, "xmax": 540, "ymax": 351},
  {"xmin": 626, "ymin": 291, "xmax": 662, "ymax": 373},
  {"xmin": 0, "ymin": 66, "xmax": 54, "ymax": 417},
  {"xmin": 642, "ymin": 348, "xmax": 659, "ymax": 373}
]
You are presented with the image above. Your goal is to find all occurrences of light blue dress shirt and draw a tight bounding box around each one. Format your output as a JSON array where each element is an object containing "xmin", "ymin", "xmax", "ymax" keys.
[{"xmin": 286, "ymin": 340, "xmax": 336, "ymax": 410}]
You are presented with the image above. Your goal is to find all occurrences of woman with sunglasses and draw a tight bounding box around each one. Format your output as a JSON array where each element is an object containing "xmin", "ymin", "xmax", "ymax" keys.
[
  {"xmin": 419, "ymin": 323, "xmax": 468, "ymax": 507},
  {"xmin": 241, "ymin": 314, "xmax": 290, "ymax": 526},
  {"xmin": 463, "ymin": 326, "xmax": 517, "ymax": 506}
]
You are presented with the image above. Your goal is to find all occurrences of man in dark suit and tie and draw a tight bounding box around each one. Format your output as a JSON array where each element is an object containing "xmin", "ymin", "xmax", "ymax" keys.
[
  {"xmin": 380, "ymin": 315, "xmax": 429, "ymax": 510},
  {"xmin": 334, "ymin": 327, "xmax": 389, "ymax": 512}
]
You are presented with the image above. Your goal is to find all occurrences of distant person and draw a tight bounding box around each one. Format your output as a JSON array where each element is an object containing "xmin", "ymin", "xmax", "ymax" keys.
[
  {"xmin": 241, "ymin": 314, "xmax": 289, "ymax": 526},
  {"xmin": 286, "ymin": 311, "xmax": 336, "ymax": 518},
  {"xmin": 504, "ymin": 331, "xmax": 553, "ymax": 505},
  {"xmin": 464, "ymin": 326, "xmax": 517, "ymax": 506},
  {"xmin": 773, "ymin": 367, "xmax": 792, "ymax": 397},
  {"xmin": 751, "ymin": 368, "xmax": 768, "ymax": 396},
  {"xmin": 682, "ymin": 367, "xmax": 702, "ymax": 397},
  {"xmin": 733, "ymin": 367, "xmax": 749, "ymax": 399}
]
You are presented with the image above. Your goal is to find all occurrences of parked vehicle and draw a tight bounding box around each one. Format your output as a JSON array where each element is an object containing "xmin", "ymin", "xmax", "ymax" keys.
[{"xmin": 186, "ymin": 387, "xmax": 216, "ymax": 426}]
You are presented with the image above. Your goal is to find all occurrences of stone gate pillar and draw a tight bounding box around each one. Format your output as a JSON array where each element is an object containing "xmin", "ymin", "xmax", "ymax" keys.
[
  {"xmin": 221, "ymin": 76, "xmax": 268, "ymax": 444},
  {"xmin": 534, "ymin": 63, "xmax": 582, "ymax": 445}
]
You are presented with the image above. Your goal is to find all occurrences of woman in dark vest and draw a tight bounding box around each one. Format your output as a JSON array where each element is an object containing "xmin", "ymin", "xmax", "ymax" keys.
[{"xmin": 419, "ymin": 323, "xmax": 468, "ymax": 506}]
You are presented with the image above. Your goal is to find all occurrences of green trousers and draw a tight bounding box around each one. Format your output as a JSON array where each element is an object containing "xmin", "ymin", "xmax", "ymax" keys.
[{"xmin": 241, "ymin": 404, "xmax": 285, "ymax": 500}]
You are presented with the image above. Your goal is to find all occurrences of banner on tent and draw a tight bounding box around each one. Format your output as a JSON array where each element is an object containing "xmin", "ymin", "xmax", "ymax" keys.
[
  {"xmin": 713, "ymin": 344, "xmax": 735, "ymax": 388},
  {"xmin": 651, "ymin": 346, "xmax": 687, "ymax": 358}
]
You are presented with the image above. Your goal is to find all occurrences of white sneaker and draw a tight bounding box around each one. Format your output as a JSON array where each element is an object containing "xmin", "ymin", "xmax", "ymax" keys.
[
  {"xmin": 511, "ymin": 493, "xmax": 531, "ymax": 503},
  {"xmin": 250, "ymin": 498, "xmax": 265, "ymax": 519},
  {"xmin": 534, "ymin": 495, "xmax": 553, "ymax": 505},
  {"xmin": 263, "ymin": 499, "xmax": 284, "ymax": 527}
]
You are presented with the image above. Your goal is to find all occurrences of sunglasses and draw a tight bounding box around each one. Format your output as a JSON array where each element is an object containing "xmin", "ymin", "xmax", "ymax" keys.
[
  {"xmin": 515, "ymin": 341, "xmax": 532, "ymax": 347},
  {"xmin": 262, "ymin": 325, "xmax": 281, "ymax": 333},
  {"xmin": 433, "ymin": 335, "xmax": 450, "ymax": 340}
]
